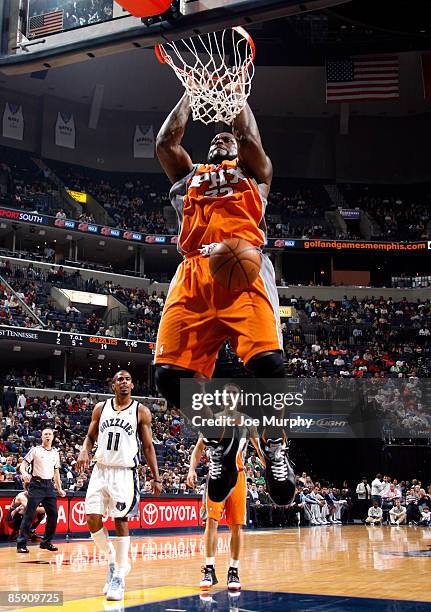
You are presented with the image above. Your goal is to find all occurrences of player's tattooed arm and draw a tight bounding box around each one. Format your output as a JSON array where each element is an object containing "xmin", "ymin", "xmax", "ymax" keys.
[
  {"xmin": 156, "ymin": 93, "xmax": 194, "ymax": 184},
  {"xmin": 138, "ymin": 404, "xmax": 162, "ymax": 496},
  {"xmin": 77, "ymin": 402, "xmax": 103, "ymax": 472},
  {"xmin": 232, "ymin": 102, "xmax": 273, "ymax": 194}
]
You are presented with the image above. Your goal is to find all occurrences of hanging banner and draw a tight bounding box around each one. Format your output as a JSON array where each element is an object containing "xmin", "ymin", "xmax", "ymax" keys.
[
  {"xmin": 55, "ymin": 111, "xmax": 76, "ymax": 149},
  {"xmin": 133, "ymin": 125, "xmax": 154, "ymax": 158},
  {"xmin": 2, "ymin": 103, "xmax": 24, "ymax": 141}
]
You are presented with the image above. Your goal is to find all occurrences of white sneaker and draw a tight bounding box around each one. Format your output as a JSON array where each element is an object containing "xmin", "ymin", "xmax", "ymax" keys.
[
  {"xmin": 321, "ymin": 519, "xmax": 329, "ymax": 525},
  {"xmin": 103, "ymin": 563, "xmax": 115, "ymax": 595},
  {"xmin": 106, "ymin": 576, "xmax": 125, "ymax": 601}
]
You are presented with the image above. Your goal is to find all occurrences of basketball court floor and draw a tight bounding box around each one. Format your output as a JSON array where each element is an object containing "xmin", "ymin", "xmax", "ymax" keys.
[{"xmin": 1, "ymin": 526, "xmax": 431, "ymax": 611}]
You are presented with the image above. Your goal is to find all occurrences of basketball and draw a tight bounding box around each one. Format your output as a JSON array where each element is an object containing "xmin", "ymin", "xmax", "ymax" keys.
[{"xmin": 209, "ymin": 238, "xmax": 261, "ymax": 291}]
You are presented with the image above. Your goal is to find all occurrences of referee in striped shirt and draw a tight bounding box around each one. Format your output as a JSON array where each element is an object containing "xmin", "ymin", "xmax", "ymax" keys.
[{"xmin": 16, "ymin": 428, "xmax": 66, "ymax": 553}]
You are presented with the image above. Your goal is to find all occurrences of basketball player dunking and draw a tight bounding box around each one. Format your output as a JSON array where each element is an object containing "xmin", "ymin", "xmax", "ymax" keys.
[
  {"xmin": 154, "ymin": 93, "xmax": 295, "ymax": 506},
  {"xmin": 77, "ymin": 370, "xmax": 162, "ymax": 601}
]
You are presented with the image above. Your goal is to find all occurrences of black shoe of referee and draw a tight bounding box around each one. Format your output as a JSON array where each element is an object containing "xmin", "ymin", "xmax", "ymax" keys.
[
  {"xmin": 40, "ymin": 542, "xmax": 58, "ymax": 551},
  {"xmin": 17, "ymin": 546, "xmax": 29, "ymax": 553}
]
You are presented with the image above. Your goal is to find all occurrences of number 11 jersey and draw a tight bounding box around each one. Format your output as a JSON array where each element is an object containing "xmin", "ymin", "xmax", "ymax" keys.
[{"xmin": 94, "ymin": 398, "xmax": 140, "ymax": 467}]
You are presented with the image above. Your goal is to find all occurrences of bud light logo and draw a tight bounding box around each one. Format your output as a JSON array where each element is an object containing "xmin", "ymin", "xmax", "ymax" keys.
[
  {"xmin": 155, "ymin": 236, "xmax": 166, "ymax": 244},
  {"xmin": 284, "ymin": 240, "xmax": 295, "ymax": 247},
  {"xmin": 64, "ymin": 220, "xmax": 76, "ymax": 229},
  {"xmin": 87, "ymin": 225, "xmax": 98, "ymax": 233}
]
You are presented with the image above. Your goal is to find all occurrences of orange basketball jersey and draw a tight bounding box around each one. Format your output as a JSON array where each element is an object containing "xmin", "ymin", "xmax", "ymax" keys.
[{"xmin": 170, "ymin": 160, "xmax": 267, "ymax": 254}]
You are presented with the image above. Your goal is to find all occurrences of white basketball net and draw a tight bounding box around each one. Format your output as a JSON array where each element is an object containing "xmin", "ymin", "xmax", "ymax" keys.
[{"xmin": 155, "ymin": 27, "xmax": 255, "ymax": 125}]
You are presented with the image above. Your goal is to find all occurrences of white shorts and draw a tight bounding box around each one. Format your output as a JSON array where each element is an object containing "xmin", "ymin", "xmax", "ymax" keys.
[{"xmin": 85, "ymin": 463, "xmax": 139, "ymax": 518}]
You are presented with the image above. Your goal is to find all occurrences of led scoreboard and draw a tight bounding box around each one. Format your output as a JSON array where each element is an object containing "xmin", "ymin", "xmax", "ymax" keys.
[{"xmin": 0, "ymin": 327, "xmax": 154, "ymax": 354}]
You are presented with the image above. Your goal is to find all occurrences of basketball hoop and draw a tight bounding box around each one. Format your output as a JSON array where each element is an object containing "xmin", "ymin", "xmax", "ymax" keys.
[{"xmin": 155, "ymin": 26, "xmax": 255, "ymax": 125}]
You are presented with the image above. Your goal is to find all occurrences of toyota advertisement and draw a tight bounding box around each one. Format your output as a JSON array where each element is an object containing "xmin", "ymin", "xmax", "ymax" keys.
[
  {"xmin": 140, "ymin": 499, "xmax": 200, "ymax": 529},
  {"xmin": 0, "ymin": 496, "xmax": 205, "ymax": 536}
]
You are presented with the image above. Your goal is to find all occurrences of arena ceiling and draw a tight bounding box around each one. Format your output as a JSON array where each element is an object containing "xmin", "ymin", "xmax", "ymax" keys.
[
  {"xmin": 0, "ymin": 0, "xmax": 430, "ymax": 118},
  {"xmin": 0, "ymin": 47, "xmax": 429, "ymax": 118}
]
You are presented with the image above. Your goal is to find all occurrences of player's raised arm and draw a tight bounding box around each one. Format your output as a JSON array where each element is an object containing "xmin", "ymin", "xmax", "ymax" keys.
[
  {"xmin": 137, "ymin": 404, "xmax": 162, "ymax": 496},
  {"xmin": 232, "ymin": 102, "xmax": 273, "ymax": 194},
  {"xmin": 156, "ymin": 93, "xmax": 194, "ymax": 184},
  {"xmin": 77, "ymin": 402, "xmax": 103, "ymax": 472}
]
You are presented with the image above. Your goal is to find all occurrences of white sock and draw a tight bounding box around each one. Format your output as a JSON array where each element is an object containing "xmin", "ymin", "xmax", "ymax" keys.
[
  {"xmin": 206, "ymin": 557, "xmax": 215, "ymax": 567},
  {"xmin": 113, "ymin": 536, "xmax": 130, "ymax": 578},
  {"xmin": 230, "ymin": 558, "xmax": 239, "ymax": 569},
  {"xmin": 91, "ymin": 528, "xmax": 115, "ymax": 564}
]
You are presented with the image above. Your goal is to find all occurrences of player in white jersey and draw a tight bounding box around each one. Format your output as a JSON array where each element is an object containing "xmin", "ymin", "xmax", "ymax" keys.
[{"xmin": 77, "ymin": 370, "xmax": 162, "ymax": 601}]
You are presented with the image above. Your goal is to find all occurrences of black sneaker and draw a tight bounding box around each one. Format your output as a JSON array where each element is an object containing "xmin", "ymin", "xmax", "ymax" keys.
[
  {"xmin": 17, "ymin": 545, "xmax": 29, "ymax": 553},
  {"xmin": 259, "ymin": 436, "xmax": 295, "ymax": 506},
  {"xmin": 227, "ymin": 567, "xmax": 241, "ymax": 592},
  {"xmin": 199, "ymin": 565, "xmax": 218, "ymax": 590},
  {"xmin": 40, "ymin": 542, "xmax": 58, "ymax": 551},
  {"xmin": 205, "ymin": 429, "xmax": 240, "ymax": 503},
  {"xmin": 30, "ymin": 530, "xmax": 41, "ymax": 542}
]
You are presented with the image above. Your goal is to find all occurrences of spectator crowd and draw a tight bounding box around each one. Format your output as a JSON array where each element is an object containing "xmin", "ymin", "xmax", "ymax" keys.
[{"xmin": 2, "ymin": 150, "xmax": 430, "ymax": 241}]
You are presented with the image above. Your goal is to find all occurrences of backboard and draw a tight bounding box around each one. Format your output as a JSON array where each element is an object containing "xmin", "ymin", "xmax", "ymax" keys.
[{"xmin": 0, "ymin": 0, "xmax": 350, "ymax": 75}]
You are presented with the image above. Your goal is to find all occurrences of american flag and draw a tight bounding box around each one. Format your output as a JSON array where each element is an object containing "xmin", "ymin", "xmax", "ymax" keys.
[
  {"xmin": 326, "ymin": 55, "xmax": 399, "ymax": 103},
  {"xmin": 28, "ymin": 10, "xmax": 64, "ymax": 38}
]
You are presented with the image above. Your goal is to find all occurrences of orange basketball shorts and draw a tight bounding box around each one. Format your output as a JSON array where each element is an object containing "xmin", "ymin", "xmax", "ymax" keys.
[
  {"xmin": 154, "ymin": 252, "xmax": 283, "ymax": 378},
  {"xmin": 206, "ymin": 470, "xmax": 247, "ymax": 526}
]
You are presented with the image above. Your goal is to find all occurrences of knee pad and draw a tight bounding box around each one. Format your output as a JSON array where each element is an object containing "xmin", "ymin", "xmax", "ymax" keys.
[
  {"xmin": 247, "ymin": 351, "xmax": 285, "ymax": 378},
  {"xmin": 154, "ymin": 365, "xmax": 195, "ymax": 409}
]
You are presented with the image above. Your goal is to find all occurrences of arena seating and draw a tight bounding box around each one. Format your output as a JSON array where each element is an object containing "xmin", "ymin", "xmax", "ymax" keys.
[
  {"xmin": 1, "ymin": 148, "xmax": 430, "ymax": 240},
  {"xmin": 340, "ymin": 183, "xmax": 431, "ymax": 240}
]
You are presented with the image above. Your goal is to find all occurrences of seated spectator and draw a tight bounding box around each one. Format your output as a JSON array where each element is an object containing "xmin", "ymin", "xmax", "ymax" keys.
[
  {"xmin": 405, "ymin": 487, "xmax": 421, "ymax": 524},
  {"xmin": 2, "ymin": 456, "xmax": 16, "ymax": 474},
  {"xmin": 6, "ymin": 487, "xmax": 46, "ymax": 541},
  {"xmin": 419, "ymin": 506, "xmax": 431, "ymax": 526},
  {"xmin": 365, "ymin": 501, "xmax": 383, "ymax": 525},
  {"xmin": 389, "ymin": 499, "xmax": 407, "ymax": 525}
]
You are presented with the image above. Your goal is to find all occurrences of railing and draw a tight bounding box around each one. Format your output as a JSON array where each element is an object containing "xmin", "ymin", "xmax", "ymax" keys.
[{"xmin": 0, "ymin": 273, "xmax": 45, "ymax": 328}]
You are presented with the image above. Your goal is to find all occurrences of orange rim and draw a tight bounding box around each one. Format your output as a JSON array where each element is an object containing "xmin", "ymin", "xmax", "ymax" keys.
[{"xmin": 154, "ymin": 26, "xmax": 255, "ymax": 69}]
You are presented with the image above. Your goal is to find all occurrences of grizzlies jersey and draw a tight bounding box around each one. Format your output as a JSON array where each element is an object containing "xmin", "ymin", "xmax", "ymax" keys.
[
  {"xmin": 94, "ymin": 398, "xmax": 140, "ymax": 468},
  {"xmin": 170, "ymin": 159, "xmax": 267, "ymax": 255}
]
